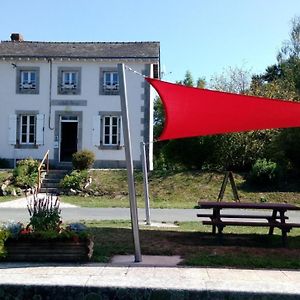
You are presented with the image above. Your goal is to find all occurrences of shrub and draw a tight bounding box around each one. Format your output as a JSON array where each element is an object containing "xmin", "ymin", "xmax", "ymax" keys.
[
  {"xmin": 27, "ymin": 194, "xmax": 61, "ymax": 232},
  {"xmin": 2, "ymin": 221, "xmax": 23, "ymax": 238},
  {"xmin": 67, "ymin": 223, "xmax": 88, "ymax": 233},
  {"xmin": 72, "ymin": 150, "xmax": 95, "ymax": 170},
  {"xmin": 60, "ymin": 170, "xmax": 88, "ymax": 190},
  {"xmin": 13, "ymin": 158, "xmax": 39, "ymax": 188},
  {"xmin": 248, "ymin": 158, "xmax": 280, "ymax": 186}
]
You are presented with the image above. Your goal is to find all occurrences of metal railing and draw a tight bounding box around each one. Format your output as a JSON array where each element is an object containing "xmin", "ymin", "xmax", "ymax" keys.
[{"xmin": 37, "ymin": 150, "xmax": 49, "ymax": 192}]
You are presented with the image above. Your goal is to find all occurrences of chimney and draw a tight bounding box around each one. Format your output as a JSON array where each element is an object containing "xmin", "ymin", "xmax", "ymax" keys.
[{"xmin": 10, "ymin": 33, "xmax": 24, "ymax": 42}]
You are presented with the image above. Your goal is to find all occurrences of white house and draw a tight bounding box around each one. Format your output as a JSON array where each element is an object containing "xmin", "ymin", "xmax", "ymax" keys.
[{"xmin": 0, "ymin": 34, "xmax": 160, "ymax": 169}]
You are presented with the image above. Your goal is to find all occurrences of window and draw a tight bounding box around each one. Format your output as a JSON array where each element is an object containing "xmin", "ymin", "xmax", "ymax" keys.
[
  {"xmin": 20, "ymin": 115, "xmax": 36, "ymax": 144},
  {"xmin": 20, "ymin": 71, "xmax": 36, "ymax": 90},
  {"xmin": 153, "ymin": 64, "xmax": 159, "ymax": 79},
  {"xmin": 103, "ymin": 72, "xmax": 119, "ymax": 92},
  {"xmin": 100, "ymin": 68, "xmax": 119, "ymax": 95},
  {"xmin": 16, "ymin": 67, "xmax": 39, "ymax": 94},
  {"xmin": 62, "ymin": 71, "xmax": 77, "ymax": 89},
  {"xmin": 103, "ymin": 116, "xmax": 120, "ymax": 146},
  {"xmin": 92, "ymin": 113, "xmax": 123, "ymax": 149},
  {"xmin": 8, "ymin": 113, "xmax": 44, "ymax": 147},
  {"xmin": 58, "ymin": 67, "xmax": 81, "ymax": 95}
]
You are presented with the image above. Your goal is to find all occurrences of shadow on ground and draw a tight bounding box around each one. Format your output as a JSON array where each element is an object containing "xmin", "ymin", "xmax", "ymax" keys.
[{"xmin": 89, "ymin": 225, "xmax": 300, "ymax": 269}]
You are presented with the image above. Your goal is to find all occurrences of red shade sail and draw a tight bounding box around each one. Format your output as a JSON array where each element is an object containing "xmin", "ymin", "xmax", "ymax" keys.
[{"xmin": 147, "ymin": 78, "xmax": 300, "ymax": 141}]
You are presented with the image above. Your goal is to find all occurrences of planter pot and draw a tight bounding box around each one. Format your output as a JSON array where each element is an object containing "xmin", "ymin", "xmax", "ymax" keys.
[{"xmin": 4, "ymin": 238, "xmax": 94, "ymax": 262}]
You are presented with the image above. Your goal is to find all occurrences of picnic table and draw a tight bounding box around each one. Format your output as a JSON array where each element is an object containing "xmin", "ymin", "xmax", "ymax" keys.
[{"xmin": 197, "ymin": 201, "xmax": 300, "ymax": 246}]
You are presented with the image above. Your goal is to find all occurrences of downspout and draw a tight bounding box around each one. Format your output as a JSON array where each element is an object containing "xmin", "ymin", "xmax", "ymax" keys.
[{"xmin": 48, "ymin": 58, "xmax": 54, "ymax": 130}]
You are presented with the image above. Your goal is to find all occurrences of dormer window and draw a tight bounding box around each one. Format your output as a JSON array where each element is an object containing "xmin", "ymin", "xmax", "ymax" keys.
[
  {"xmin": 16, "ymin": 67, "xmax": 39, "ymax": 94},
  {"xmin": 58, "ymin": 67, "xmax": 81, "ymax": 95}
]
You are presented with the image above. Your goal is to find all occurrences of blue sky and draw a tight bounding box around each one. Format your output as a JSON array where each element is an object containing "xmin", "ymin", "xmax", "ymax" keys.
[{"xmin": 1, "ymin": 0, "xmax": 299, "ymax": 82}]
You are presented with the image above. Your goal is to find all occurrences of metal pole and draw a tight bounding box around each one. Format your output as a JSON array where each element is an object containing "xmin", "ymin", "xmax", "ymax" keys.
[
  {"xmin": 141, "ymin": 142, "xmax": 151, "ymax": 225},
  {"xmin": 118, "ymin": 63, "xmax": 142, "ymax": 262}
]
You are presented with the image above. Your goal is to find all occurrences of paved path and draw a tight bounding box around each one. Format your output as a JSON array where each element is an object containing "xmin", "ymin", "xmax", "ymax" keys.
[{"xmin": 0, "ymin": 261, "xmax": 299, "ymax": 299}]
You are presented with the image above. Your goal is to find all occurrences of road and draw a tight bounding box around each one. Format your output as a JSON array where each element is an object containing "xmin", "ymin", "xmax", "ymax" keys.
[{"xmin": 0, "ymin": 207, "xmax": 300, "ymax": 224}]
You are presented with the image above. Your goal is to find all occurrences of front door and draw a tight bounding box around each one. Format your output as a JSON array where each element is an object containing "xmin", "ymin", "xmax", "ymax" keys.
[{"xmin": 60, "ymin": 121, "xmax": 78, "ymax": 162}]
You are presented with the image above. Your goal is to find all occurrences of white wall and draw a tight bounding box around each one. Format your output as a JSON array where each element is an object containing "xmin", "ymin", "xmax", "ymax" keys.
[{"xmin": 0, "ymin": 59, "xmax": 153, "ymax": 166}]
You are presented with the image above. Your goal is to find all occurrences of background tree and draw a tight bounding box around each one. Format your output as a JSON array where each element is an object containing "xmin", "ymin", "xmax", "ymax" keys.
[
  {"xmin": 153, "ymin": 16, "xmax": 300, "ymax": 176},
  {"xmin": 209, "ymin": 65, "xmax": 252, "ymax": 94}
]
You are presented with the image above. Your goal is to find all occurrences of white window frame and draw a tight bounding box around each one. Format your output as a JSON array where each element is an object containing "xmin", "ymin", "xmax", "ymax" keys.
[
  {"xmin": 62, "ymin": 71, "xmax": 77, "ymax": 90},
  {"xmin": 102, "ymin": 115, "xmax": 120, "ymax": 146},
  {"xmin": 20, "ymin": 70, "xmax": 36, "ymax": 90},
  {"xmin": 103, "ymin": 71, "xmax": 119, "ymax": 92},
  {"xmin": 20, "ymin": 115, "xmax": 36, "ymax": 145}
]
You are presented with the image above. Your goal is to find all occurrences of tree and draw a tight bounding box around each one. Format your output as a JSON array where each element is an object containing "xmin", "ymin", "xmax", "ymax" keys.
[
  {"xmin": 154, "ymin": 71, "xmax": 214, "ymax": 170},
  {"xmin": 278, "ymin": 16, "xmax": 300, "ymax": 61},
  {"xmin": 250, "ymin": 16, "xmax": 300, "ymax": 173},
  {"xmin": 209, "ymin": 66, "xmax": 252, "ymax": 94}
]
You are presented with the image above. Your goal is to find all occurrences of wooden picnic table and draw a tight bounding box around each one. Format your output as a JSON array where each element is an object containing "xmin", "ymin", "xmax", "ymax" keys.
[{"xmin": 197, "ymin": 201, "xmax": 300, "ymax": 246}]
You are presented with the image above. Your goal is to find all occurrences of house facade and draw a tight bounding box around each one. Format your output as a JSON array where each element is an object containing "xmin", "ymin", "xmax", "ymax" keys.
[{"xmin": 0, "ymin": 34, "xmax": 160, "ymax": 169}]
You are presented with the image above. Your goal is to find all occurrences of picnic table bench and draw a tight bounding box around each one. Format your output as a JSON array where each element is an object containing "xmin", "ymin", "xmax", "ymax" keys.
[{"xmin": 197, "ymin": 201, "xmax": 300, "ymax": 246}]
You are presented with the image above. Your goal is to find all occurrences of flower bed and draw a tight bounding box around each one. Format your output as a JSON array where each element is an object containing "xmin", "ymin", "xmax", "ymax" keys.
[
  {"xmin": 1, "ymin": 194, "xmax": 93, "ymax": 262},
  {"xmin": 5, "ymin": 237, "xmax": 93, "ymax": 262}
]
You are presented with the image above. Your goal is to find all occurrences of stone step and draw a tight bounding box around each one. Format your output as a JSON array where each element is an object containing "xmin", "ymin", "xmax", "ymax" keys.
[
  {"xmin": 42, "ymin": 182, "xmax": 61, "ymax": 188},
  {"xmin": 42, "ymin": 178, "xmax": 62, "ymax": 184},
  {"xmin": 40, "ymin": 169, "xmax": 70, "ymax": 193},
  {"xmin": 55, "ymin": 163, "xmax": 73, "ymax": 170},
  {"xmin": 39, "ymin": 187, "xmax": 59, "ymax": 194},
  {"xmin": 44, "ymin": 170, "xmax": 69, "ymax": 179}
]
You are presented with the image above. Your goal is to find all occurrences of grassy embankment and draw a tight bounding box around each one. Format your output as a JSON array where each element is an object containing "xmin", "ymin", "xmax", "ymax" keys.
[{"xmin": 61, "ymin": 169, "xmax": 300, "ymax": 208}]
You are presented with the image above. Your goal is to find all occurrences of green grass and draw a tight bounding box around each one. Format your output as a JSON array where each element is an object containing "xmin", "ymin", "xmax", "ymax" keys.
[
  {"xmin": 85, "ymin": 220, "xmax": 300, "ymax": 269},
  {"xmin": 0, "ymin": 219, "xmax": 299, "ymax": 269},
  {"xmin": 61, "ymin": 170, "xmax": 300, "ymax": 208}
]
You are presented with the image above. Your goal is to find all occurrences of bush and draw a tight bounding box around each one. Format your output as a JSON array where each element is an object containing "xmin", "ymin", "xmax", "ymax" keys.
[
  {"xmin": 13, "ymin": 158, "xmax": 39, "ymax": 188},
  {"xmin": 60, "ymin": 170, "xmax": 88, "ymax": 190},
  {"xmin": 2, "ymin": 221, "xmax": 23, "ymax": 238},
  {"xmin": 72, "ymin": 150, "xmax": 95, "ymax": 170},
  {"xmin": 27, "ymin": 194, "xmax": 61, "ymax": 232},
  {"xmin": 248, "ymin": 158, "xmax": 280, "ymax": 186}
]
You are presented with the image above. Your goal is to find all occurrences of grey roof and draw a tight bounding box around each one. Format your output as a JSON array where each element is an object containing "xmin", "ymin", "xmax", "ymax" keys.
[{"xmin": 0, "ymin": 41, "xmax": 160, "ymax": 60}]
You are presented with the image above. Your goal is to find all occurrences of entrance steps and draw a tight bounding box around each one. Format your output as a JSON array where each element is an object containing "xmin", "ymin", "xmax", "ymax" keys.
[{"xmin": 39, "ymin": 169, "xmax": 70, "ymax": 194}]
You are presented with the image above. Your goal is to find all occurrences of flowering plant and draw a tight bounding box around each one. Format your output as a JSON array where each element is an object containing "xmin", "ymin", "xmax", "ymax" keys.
[{"xmin": 1, "ymin": 195, "xmax": 90, "ymax": 241}]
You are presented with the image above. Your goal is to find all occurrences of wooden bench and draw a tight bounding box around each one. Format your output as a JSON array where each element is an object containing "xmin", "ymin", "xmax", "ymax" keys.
[
  {"xmin": 197, "ymin": 213, "xmax": 288, "ymax": 219},
  {"xmin": 197, "ymin": 201, "xmax": 300, "ymax": 246}
]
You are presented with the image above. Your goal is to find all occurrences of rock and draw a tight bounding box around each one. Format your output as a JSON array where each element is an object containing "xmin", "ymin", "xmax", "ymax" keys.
[{"xmin": 69, "ymin": 189, "xmax": 77, "ymax": 195}]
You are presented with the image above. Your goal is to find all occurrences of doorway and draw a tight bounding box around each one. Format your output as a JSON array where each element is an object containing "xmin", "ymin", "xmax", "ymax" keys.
[{"xmin": 60, "ymin": 120, "xmax": 78, "ymax": 162}]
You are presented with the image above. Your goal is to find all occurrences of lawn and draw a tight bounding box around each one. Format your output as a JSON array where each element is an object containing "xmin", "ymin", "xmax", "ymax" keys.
[
  {"xmin": 61, "ymin": 170, "xmax": 300, "ymax": 208},
  {"xmin": 86, "ymin": 220, "xmax": 300, "ymax": 269}
]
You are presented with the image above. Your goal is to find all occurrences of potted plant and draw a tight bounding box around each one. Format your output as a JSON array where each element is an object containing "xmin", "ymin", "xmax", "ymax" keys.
[{"xmin": 1, "ymin": 194, "xmax": 93, "ymax": 262}]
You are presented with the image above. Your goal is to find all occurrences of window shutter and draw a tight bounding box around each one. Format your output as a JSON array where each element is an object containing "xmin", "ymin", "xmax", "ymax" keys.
[
  {"xmin": 8, "ymin": 114, "xmax": 17, "ymax": 145},
  {"xmin": 92, "ymin": 115, "xmax": 101, "ymax": 146},
  {"xmin": 36, "ymin": 114, "xmax": 45, "ymax": 145},
  {"xmin": 119, "ymin": 116, "xmax": 124, "ymax": 147}
]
